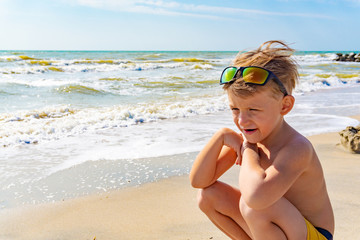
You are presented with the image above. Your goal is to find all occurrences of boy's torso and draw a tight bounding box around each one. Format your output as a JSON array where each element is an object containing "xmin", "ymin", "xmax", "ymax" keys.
[{"xmin": 254, "ymin": 138, "xmax": 334, "ymax": 234}]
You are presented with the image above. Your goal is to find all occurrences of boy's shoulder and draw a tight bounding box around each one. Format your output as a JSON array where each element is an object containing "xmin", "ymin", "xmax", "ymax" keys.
[
  {"xmin": 287, "ymin": 131, "xmax": 313, "ymax": 150},
  {"xmin": 277, "ymin": 131, "xmax": 315, "ymax": 166}
]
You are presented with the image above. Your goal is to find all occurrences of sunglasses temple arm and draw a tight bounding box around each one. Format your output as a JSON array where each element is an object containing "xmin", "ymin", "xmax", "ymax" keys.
[{"xmin": 273, "ymin": 77, "xmax": 288, "ymax": 96}]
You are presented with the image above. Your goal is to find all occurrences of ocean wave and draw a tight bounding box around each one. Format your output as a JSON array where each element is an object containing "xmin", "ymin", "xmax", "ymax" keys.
[
  {"xmin": 286, "ymin": 113, "xmax": 359, "ymax": 136},
  {"xmin": 170, "ymin": 57, "xmax": 207, "ymax": 62},
  {"xmin": 0, "ymin": 55, "xmax": 34, "ymax": 62},
  {"xmin": 133, "ymin": 79, "xmax": 217, "ymax": 90},
  {"xmin": 0, "ymin": 95, "xmax": 228, "ymax": 147},
  {"xmin": 135, "ymin": 53, "xmax": 165, "ymax": 60},
  {"xmin": 55, "ymin": 85, "xmax": 105, "ymax": 95},
  {"xmin": 190, "ymin": 64, "xmax": 215, "ymax": 70},
  {"xmin": 294, "ymin": 53, "xmax": 337, "ymax": 64},
  {"xmin": 2, "ymin": 70, "xmax": 359, "ymax": 100},
  {"xmin": 0, "ymin": 52, "xmax": 227, "ymax": 75},
  {"xmin": 71, "ymin": 59, "xmax": 132, "ymax": 65},
  {"xmin": 28, "ymin": 60, "xmax": 57, "ymax": 66},
  {"xmin": 0, "ymin": 73, "xmax": 219, "ymax": 95},
  {"xmin": 1, "ymin": 59, "xmax": 217, "ymax": 74},
  {"xmin": 99, "ymin": 77, "xmax": 126, "ymax": 81},
  {"xmin": 296, "ymin": 74, "xmax": 360, "ymax": 93},
  {"xmin": 0, "ymin": 90, "xmax": 12, "ymax": 96}
]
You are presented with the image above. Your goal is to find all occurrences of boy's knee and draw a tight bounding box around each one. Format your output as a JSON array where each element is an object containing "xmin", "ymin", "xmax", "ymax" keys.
[
  {"xmin": 197, "ymin": 183, "xmax": 218, "ymax": 212},
  {"xmin": 240, "ymin": 197, "xmax": 273, "ymax": 226},
  {"xmin": 239, "ymin": 197, "xmax": 259, "ymax": 222},
  {"xmin": 239, "ymin": 197, "xmax": 249, "ymax": 217},
  {"xmin": 197, "ymin": 189, "xmax": 211, "ymax": 212},
  {"xmin": 197, "ymin": 189, "xmax": 207, "ymax": 211}
]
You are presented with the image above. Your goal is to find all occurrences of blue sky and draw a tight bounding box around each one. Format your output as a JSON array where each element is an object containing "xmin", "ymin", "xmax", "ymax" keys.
[{"xmin": 0, "ymin": 0, "xmax": 359, "ymax": 51}]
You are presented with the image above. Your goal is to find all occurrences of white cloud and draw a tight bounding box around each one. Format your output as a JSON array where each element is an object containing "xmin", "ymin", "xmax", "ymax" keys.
[
  {"xmin": 181, "ymin": 3, "xmax": 333, "ymax": 19},
  {"xmin": 66, "ymin": 0, "xmax": 222, "ymax": 19},
  {"xmin": 67, "ymin": 0, "xmax": 332, "ymax": 20}
]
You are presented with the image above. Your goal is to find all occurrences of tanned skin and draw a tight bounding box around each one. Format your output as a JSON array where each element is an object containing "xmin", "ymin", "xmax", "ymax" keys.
[{"xmin": 190, "ymin": 88, "xmax": 334, "ymax": 240}]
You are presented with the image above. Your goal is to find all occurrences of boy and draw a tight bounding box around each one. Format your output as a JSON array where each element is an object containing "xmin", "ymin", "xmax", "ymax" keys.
[{"xmin": 189, "ymin": 41, "xmax": 334, "ymax": 240}]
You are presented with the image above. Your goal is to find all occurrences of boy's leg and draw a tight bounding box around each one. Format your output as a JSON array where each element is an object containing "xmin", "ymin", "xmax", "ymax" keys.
[
  {"xmin": 239, "ymin": 196, "xmax": 308, "ymax": 240},
  {"xmin": 197, "ymin": 181, "xmax": 252, "ymax": 240}
]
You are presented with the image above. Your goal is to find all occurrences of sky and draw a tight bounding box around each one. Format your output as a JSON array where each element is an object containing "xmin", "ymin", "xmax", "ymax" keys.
[{"xmin": 0, "ymin": 0, "xmax": 359, "ymax": 51}]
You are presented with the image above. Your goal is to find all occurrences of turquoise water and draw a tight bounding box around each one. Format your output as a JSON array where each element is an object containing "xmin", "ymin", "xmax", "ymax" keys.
[
  {"xmin": 1, "ymin": 50, "xmax": 360, "ymax": 145},
  {"xmin": 1, "ymin": 50, "xmax": 360, "ymax": 208}
]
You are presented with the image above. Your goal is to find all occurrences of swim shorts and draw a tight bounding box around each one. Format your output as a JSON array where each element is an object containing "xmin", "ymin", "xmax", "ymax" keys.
[{"xmin": 304, "ymin": 218, "xmax": 333, "ymax": 240}]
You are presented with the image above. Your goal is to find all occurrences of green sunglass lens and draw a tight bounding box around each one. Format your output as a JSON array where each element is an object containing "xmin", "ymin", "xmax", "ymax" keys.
[
  {"xmin": 243, "ymin": 67, "xmax": 269, "ymax": 84},
  {"xmin": 221, "ymin": 67, "xmax": 237, "ymax": 83}
]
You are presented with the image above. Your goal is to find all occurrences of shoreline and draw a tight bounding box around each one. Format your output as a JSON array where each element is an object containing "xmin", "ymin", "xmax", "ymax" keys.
[{"xmin": 0, "ymin": 118, "xmax": 360, "ymax": 239}]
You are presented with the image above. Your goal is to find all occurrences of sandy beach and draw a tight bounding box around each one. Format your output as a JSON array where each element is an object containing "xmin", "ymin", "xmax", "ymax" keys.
[{"xmin": 0, "ymin": 118, "xmax": 360, "ymax": 240}]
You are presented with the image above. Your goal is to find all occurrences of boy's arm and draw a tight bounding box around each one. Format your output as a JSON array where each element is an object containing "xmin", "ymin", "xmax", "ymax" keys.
[
  {"xmin": 239, "ymin": 139, "xmax": 312, "ymax": 210},
  {"xmin": 189, "ymin": 128, "xmax": 243, "ymax": 189}
]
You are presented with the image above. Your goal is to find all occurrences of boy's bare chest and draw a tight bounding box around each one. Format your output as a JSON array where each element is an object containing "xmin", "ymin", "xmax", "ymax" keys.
[{"xmin": 258, "ymin": 149, "xmax": 275, "ymax": 170}]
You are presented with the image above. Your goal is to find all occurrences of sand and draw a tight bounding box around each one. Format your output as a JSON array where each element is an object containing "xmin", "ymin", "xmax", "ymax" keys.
[{"xmin": 0, "ymin": 119, "xmax": 359, "ymax": 240}]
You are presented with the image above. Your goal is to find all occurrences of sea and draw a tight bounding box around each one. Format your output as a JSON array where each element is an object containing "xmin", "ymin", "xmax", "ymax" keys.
[{"xmin": 1, "ymin": 50, "xmax": 360, "ymax": 209}]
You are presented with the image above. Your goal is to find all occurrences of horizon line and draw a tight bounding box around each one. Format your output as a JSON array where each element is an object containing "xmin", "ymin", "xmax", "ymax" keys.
[{"xmin": 0, "ymin": 49, "xmax": 357, "ymax": 52}]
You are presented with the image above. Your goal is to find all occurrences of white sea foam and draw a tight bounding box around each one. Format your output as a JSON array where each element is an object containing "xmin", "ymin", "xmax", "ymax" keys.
[
  {"xmin": 0, "ymin": 93, "xmax": 228, "ymax": 146},
  {"xmin": 286, "ymin": 113, "xmax": 359, "ymax": 136},
  {"xmin": 294, "ymin": 53, "xmax": 337, "ymax": 64}
]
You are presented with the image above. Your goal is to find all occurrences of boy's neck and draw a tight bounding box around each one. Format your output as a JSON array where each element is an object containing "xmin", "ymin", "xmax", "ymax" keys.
[{"xmin": 258, "ymin": 117, "xmax": 290, "ymax": 150}]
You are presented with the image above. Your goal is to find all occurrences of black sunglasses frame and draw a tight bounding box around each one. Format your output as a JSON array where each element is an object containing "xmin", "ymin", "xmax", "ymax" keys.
[{"xmin": 220, "ymin": 66, "xmax": 288, "ymax": 96}]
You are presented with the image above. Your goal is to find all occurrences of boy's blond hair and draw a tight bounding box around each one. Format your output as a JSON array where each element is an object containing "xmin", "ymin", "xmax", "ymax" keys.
[{"xmin": 223, "ymin": 40, "xmax": 299, "ymax": 97}]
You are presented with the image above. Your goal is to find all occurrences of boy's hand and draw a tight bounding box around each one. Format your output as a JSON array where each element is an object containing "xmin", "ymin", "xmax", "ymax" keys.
[
  {"xmin": 241, "ymin": 140, "xmax": 259, "ymax": 156},
  {"xmin": 221, "ymin": 128, "xmax": 243, "ymax": 165}
]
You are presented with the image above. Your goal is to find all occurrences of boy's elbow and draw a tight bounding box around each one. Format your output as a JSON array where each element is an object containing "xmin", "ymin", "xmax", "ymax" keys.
[
  {"xmin": 242, "ymin": 191, "xmax": 269, "ymax": 210},
  {"xmin": 189, "ymin": 174, "xmax": 201, "ymax": 188},
  {"xmin": 189, "ymin": 174, "xmax": 212, "ymax": 189},
  {"xmin": 190, "ymin": 182, "xmax": 203, "ymax": 189},
  {"xmin": 189, "ymin": 177, "xmax": 206, "ymax": 189}
]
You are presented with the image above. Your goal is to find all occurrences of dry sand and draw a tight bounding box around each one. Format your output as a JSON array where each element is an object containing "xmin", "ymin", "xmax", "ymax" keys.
[{"xmin": 0, "ymin": 119, "xmax": 359, "ymax": 240}]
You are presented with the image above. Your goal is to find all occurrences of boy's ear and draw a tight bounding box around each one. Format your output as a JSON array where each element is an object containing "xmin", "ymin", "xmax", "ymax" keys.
[{"xmin": 280, "ymin": 95, "xmax": 295, "ymax": 115}]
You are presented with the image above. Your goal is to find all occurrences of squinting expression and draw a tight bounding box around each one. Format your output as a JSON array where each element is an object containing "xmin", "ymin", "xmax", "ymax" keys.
[{"xmin": 227, "ymin": 89, "xmax": 284, "ymax": 144}]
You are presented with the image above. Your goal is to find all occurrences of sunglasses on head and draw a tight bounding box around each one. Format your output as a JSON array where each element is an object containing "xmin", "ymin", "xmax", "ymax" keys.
[{"xmin": 220, "ymin": 66, "xmax": 288, "ymax": 96}]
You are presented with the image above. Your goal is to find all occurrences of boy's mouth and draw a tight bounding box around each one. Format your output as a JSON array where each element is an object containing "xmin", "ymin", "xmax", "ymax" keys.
[{"xmin": 244, "ymin": 128, "xmax": 257, "ymax": 134}]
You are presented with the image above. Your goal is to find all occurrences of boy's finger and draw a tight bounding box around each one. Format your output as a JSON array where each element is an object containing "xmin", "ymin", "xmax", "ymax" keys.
[{"xmin": 235, "ymin": 153, "xmax": 241, "ymax": 165}]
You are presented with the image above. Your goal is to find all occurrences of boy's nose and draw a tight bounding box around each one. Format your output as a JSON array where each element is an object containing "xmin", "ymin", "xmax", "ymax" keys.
[{"xmin": 237, "ymin": 112, "xmax": 249, "ymax": 127}]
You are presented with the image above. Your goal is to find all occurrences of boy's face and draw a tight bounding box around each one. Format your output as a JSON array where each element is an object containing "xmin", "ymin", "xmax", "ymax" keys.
[{"xmin": 227, "ymin": 89, "xmax": 285, "ymax": 144}]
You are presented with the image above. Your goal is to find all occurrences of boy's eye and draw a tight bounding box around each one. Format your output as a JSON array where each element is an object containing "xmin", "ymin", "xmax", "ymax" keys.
[
  {"xmin": 249, "ymin": 108, "xmax": 259, "ymax": 111},
  {"xmin": 231, "ymin": 108, "xmax": 239, "ymax": 111}
]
